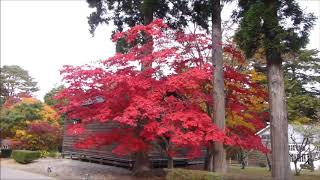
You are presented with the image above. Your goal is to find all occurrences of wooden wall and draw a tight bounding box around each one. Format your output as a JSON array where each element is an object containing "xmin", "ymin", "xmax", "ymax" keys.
[{"xmin": 62, "ymin": 120, "xmax": 191, "ymax": 168}]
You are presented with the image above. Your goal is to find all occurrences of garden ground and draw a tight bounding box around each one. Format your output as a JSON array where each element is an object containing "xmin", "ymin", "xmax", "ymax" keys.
[
  {"xmin": 1, "ymin": 158, "xmax": 319, "ymax": 180},
  {"xmin": 224, "ymin": 165, "xmax": 320, "ymax": 180}
]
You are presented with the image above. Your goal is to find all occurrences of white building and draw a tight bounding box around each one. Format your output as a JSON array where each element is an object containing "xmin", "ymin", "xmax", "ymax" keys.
[{"xmin": 256, "ymin": 123, "xmax": 320, "ymax": 170}]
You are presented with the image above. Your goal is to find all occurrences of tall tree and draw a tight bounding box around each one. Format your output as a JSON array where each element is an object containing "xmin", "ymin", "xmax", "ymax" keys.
[
  {"xmin": 87, "ymin": 0, "xmax": 168, "ymax": 174},
  {"xmin": 173, "ymin": 0, "xmax": 231, "ymax": 172},
  {"xmin": 86, "ymin": 0, "xmax": 208, "ymax": 173},
  {"xmin": 87, "ymin": 0, "xmax": 232, "ymax": 173},
  {"xmin": 211, "ymin": 0, "xmax": 226, "ymax": 173},
  {"xmin": 87, "ymin": 0, "xmax": 190, "ymax": 34},
  {"xmin": 0, "ymin": 65, "xmax": 39, "ymax": 103},
  {"xmin": 284, "ymin": 49, "xmax": 320, "ymax": 124},
  {"xmin": 234, "ymin": 0, "xmax": 316, "ymax": 179},
  {"xmin": 58, "ymin": 21, "xmax": 268, "ymax": 175}
]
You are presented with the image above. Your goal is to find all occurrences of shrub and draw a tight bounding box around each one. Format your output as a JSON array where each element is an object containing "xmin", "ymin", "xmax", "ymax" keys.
[
  {"xmin": 11, "ymin": 150, "xmax": 40, "ymax": 164},
  {"xmin": 0, "ymin": 149, "xmax": 12, "ymax": 158},
  {"xmin": 166, "ymin": 168, "xmax": 223, "ymax": 180},
  {"xmin": 48, "ymin": 151, "xmax": 59, "ymax": 158},
  {"xmin": 13, "ymin": 121, "xmax": 62, "ymax": 151},
  {"xmin": 39, "ymin": 150, "xmax": 50, "ymax": 158}
]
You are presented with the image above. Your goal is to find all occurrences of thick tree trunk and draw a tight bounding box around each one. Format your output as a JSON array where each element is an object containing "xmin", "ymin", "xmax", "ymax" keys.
[
  {"xmin": 267, "ymin": 59, "xmax": 292, "ymax": 180},
  {"xmin": 264, "ymin": 1, "xmax": 292, "ymax": 179},
  {"xmin": 211, "ymin": 0, "xmax": 227, "ymax": 173},
  {"xmin": 132, "ymin": 151, "xmax": 151, "ymax": 176}
]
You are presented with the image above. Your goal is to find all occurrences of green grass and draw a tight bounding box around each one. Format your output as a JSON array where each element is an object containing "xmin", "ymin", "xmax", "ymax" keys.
[
  {"xmin": 226, "ymin": 165, "xmax": 320, "ymax": 180},
  {"xmin": 166, "ymin": 168, "xmax": 222, "ymax": 180}
]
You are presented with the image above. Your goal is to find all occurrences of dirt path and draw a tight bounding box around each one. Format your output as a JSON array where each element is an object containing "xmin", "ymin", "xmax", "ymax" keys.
[
  {"xmin": 1, "ymin": 166, "xmax": 56, "ymax": 180},
  {"xmin": 1, "ymin": 158, "xmax": 164, "ymax": 180}
]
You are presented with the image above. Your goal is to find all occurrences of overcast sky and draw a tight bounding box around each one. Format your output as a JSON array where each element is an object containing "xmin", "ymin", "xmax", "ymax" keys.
[{"xmin": 1, "ymin": 0, "xmax": 319, "ymax": 100}]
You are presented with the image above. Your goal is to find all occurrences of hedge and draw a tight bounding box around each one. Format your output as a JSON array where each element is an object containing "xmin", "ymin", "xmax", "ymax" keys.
[
  {"xmin": 0, "ymin": 149, "xmax": 12, "ymax": 158},
  {"xmin": 11, "ymin": 150, "xmax": 40, "ymax": 164},
  {"xmin": 166, "ymin": 168, "xmax": 223, "ymax": 180}
]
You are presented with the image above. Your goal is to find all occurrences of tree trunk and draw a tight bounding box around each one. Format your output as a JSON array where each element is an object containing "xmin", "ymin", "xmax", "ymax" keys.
[
  {"xmin": 308, "ymin": 152, "xmax": 315, "ymax": 172},
  {"xmin": 266, "ymin": 153, "xmax": 271, "ymax": 171},
  {"xmin": 211, "ymin": 0, "xmax": 227, "ymax": 173},
  {"xmin": 294, "ymin": 161, "xmax": 299, "ymax": 176},
  {"xmin": 131, "ymin": 1, "xmax": 154, "ymax": 176},
  {"xmin": 267, "ymin": 59, "xmax": 292, "ymax": 180},
  {"xmin": 132, "ymin": 151, "xmax": 151, "ymax": 176},
  {"xmin": 143, "ymin": 0, "xmax": 153, "ymax": 26},
  {"xmin": 240, "ymin": 150, "xmax": 246, "ymax": 169},
  {"xmin": 309, "ymin": 159, "xmax": 315, "ymax": 172},
  {"xmin": 264, "ymin": 1, "xmax": 292, "ymax": 179},
  {"xmin": 168, "ymin": 156, "xmax": 174, "ymax": 169},
  {"xmin": 204, "ymin": 143, "xmax": 214, "ymax": 171},
  {"xmin": 141, "ymin": 0, "xmax": 154, "ymax": 71}
]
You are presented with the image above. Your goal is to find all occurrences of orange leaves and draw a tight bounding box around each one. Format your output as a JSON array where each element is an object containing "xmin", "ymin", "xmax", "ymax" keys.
[{"xmin": 40, "ymin": 105, "xmax": 60, "ymax": 124}]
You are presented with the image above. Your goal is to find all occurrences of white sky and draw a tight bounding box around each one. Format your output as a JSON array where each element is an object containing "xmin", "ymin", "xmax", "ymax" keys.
[{"xmin": 1, "ymin": 0, "xmax": 319, "ymax": 100}]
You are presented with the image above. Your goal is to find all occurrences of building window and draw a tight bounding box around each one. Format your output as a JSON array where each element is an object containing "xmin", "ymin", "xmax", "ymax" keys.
[
  {"xmin": 290, "ymin": 154, "xmax": 295, "ymax": 162},
  {"xmin": 261, "ymin": 134, "xmax": 270, "ymax": 139},
  {"xmin": 289, "ymin": 145, "xmax": 295, "ymax": 151},
  {"xmin": 300, "ymin": 154, "xmax": 307, "ymax": 162},
  {"xmin": 1, "ymin": 144, "xmax": 9, "ymax": 149},
  {"xmin": 296, "ymin": 145, "xmax": 305, "ymax": 151}
]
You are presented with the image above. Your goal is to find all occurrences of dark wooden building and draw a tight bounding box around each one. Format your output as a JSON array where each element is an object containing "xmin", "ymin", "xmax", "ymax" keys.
[
  {"xmin": 61, "ymin": 119, "xmax": 202, "ymax": 168},
  {"xmin": 61, "ymin": 97, "xmax": 205, "ymax": 168}
]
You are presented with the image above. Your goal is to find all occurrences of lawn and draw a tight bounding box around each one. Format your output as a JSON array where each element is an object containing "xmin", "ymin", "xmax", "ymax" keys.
[{"xmin": 225, "ymin": 165, "xmax": 320, "ymax": 180}]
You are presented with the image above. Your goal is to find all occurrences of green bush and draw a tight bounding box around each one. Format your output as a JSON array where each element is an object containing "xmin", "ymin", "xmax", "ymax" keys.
[
  {"xmin": 48, "ymin": 151, "xmax": 59, "ymax": 158},
  {"xmin": 11, "ymin": 150, "xmax": 40, "ymax": 164},
  {"xmin": 166, "ymin": 168, "xmax": 223, "ymax": 180},
  {"xmin": 0, "ymin": 149, "xmax": 12, "ymax": 158}
]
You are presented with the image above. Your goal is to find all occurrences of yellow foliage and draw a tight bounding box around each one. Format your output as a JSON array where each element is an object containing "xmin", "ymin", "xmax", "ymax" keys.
[
  {"xmin": 249, "ymin": 70, "xmax": 267, "ymax": 82},
  {"xmin": 17, "ymin": 97, "xmax": 40, "ymax": 105},
  {"xmin": 14, "ymin": 97, "xmax": 60, "ymax": 125},
  {"xmin": 291, "ymin": 116, "xmax": 311, "ymax": 125},
  {"xmin": 40, "ymin": 104, "xmax": 60, "ymax": 124},
  {"xmin": 15, "ymin": 129, "xmax": 26, "ymax": 137},
  {"xmin": 253, "ymin": 48, "xmax": 266, "ymax": 62},
  {"xmin": 226, "ymin": 111, "xmax": 255, "ymax": 131}
]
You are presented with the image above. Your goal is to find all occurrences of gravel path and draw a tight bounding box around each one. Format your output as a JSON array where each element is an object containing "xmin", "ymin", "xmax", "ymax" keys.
[
  {"xmin": 1, "ymin": 158, "xmax": 147, "ymax": 180},
  {"xmin": 1, "ymin": 166, "xmax": 56, "ymax": 180}
]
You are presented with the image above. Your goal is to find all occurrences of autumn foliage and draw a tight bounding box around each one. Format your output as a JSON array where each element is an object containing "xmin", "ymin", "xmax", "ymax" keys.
[
  {"xmin": 14, "ymin": 121, "xmax": 61, "ymax": 151},
  {"xmin": 57, "ymin": 19, "xmax": 268, "ymax": 159},
  {"xmin": 1, "ymin": 96, "xmax": 62, "ymax": 151}
]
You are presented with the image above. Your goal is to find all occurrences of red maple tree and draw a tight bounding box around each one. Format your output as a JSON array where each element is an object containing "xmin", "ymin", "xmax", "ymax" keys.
[{"xmin": 56, "ymin": 19, "xmax": 268, "ymax": 170}]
